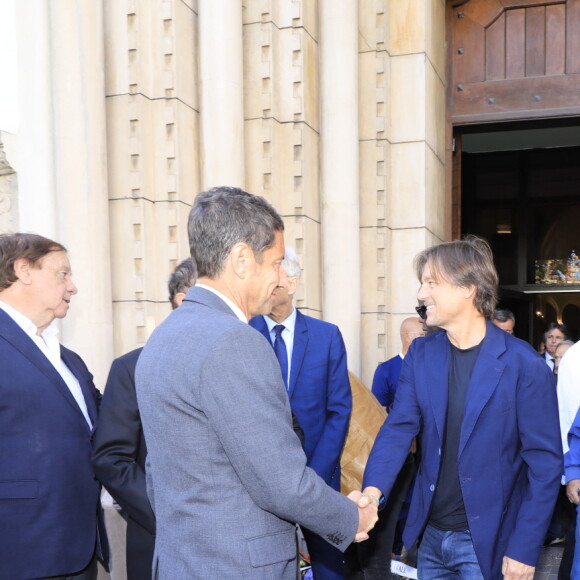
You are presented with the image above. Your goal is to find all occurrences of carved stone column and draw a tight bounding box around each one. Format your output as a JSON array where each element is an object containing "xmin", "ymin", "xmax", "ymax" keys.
[
  {"xmin": 319, "ymin": 0, "xmax": 361, "ymax": 375},
  {"xmin": 199, "ymin": 0, "xmax": 245, "ymax": 189}
]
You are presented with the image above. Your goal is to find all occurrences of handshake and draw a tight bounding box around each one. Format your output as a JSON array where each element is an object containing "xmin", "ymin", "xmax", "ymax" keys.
[{"xmin": 347, "ymin": 485, "xmax": 382, "ymax": 542}]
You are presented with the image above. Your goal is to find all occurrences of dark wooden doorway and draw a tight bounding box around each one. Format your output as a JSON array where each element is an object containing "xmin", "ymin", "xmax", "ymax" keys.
[
  {"xmin": 458, "ymin": 123, "xmax": 580, "ymax": 343},
  {"xmin": 447, "ymin": 0, "xmax": 580, "ymax": 344}
]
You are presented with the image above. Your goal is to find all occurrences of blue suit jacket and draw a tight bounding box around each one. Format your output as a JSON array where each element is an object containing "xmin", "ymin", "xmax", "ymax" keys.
[
  {"xmin": 363, "ymin": 321, "xmax": 562, "ymax": 579},
  {"xmin": 371, "ymin": 353, "xmax": 403, "ymax": 411},
  {"xmin": 250, "ymin": 310, "xmax": 352, "ymax": 490},
  {"xmin": 0, "ymin": 310, "xmax": 107, "ymax": 580}
]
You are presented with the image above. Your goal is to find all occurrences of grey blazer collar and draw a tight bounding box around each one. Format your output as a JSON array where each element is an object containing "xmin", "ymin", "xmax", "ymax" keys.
[{"xmin": 183, "ymin": 286, "xmax": 240, "ymax": 319}]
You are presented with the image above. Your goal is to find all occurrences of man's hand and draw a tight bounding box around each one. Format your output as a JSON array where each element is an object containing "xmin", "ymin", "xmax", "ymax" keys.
[
  {"xmin": 347, "ymin": 490, "xmax": 379, "ymax": 542},
  {"xmin": 567, "ymin": 479, "xmax": 580, "ymax": 504},
  {"xmin": 502, "ymin": 556, "xmax": 534, "ymax": 580}
]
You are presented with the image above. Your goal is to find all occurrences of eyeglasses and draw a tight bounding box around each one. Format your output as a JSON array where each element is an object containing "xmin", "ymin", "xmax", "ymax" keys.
[{"xmin": 415, "ymin": 305, "xmax": 427, "ymax": 320}]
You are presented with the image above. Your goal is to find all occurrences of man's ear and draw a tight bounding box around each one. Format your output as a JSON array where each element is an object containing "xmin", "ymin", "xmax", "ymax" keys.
[
  {"xmin": 287, "ymin": 276, "xmax": 299, "ymax": 296},
  {"xmin": 230, "ymin": 242, "xmax": 252, "ymax": 279},
  {"xmin": 463, "ymin": 285, "xmax": 476, "ymax": 299},
  {"xmin": 13, "ymin": 258, "xmax": 33, "ymax": 285}
]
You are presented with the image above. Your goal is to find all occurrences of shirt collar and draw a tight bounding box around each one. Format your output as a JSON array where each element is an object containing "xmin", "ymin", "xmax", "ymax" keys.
[
  {"xmin": 0, "ymin": 299, "xmax": 58, "ymax": 339},
  {"xmin": 195, "ymin": 283, "xmax": 248, "ymax": 323},
  {"xmin": 264, "ymin": 306, "xmax": 296, "ymax": 334}
]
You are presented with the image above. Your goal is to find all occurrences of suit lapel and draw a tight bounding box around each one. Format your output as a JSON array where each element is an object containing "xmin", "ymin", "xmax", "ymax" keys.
[
  {"xmin": 458, "ymin": 321, "xmax": 506, "ymax": 458},
  {"xmin": 0, "ymin": 310, "xmax": 92, "ymax": 426},
  {"xmin": 289, "ymin": 311, "xmax": 308, "ymax": 398},
  {"xmin": 252, "ymin": 315, "xmax": 273, "ymax": 345},
  {"xmin": 426, "ymin": 330, "xmax": 450, "ymax": 443}
]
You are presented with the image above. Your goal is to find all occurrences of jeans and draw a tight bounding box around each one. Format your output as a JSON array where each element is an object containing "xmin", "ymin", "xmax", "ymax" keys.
[{"xmin": 417, "ymin": 525, "xmax": 484, "ymax": 579}]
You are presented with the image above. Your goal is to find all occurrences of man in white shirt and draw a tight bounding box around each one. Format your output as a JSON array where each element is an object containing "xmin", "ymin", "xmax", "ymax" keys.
[{"xmin": 0, "ymin": 233, "xmax": 106, "ymax": 580}]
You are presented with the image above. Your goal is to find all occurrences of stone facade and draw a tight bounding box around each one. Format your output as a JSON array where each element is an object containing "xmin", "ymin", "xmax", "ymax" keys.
[{"xmin": 2, "ymin": 0, "xmax": 446, "ymax": 390}]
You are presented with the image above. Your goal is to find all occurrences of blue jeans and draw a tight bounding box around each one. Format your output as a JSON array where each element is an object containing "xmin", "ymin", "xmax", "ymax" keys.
[{"xmin": 417, "ymin": 525, "xmax": 484, "ymax": 579}]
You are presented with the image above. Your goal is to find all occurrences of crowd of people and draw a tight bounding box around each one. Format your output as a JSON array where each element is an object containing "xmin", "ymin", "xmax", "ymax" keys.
[{"xmin": 1, "ymin": 186, "xmax": 579, "ymax": 580}]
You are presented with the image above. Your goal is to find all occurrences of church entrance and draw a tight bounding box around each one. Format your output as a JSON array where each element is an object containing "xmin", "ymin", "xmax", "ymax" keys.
[{"xmin": 446, "ymin": 0, "xmax": 580, "ymax": 345}]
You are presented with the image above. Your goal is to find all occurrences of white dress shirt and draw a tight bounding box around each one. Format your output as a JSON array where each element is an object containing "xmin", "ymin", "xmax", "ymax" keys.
[
  {"xmin": 557, "ymin": 340, "xmax": 580, "ymax": 458},
  {"xmin": 0, "ymin": 300, "xmax": 92, "ymax": 427}
]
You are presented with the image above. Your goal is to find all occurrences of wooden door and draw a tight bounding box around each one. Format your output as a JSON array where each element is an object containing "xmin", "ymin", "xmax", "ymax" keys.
[{"xmin": 448, "ymin": 0, "xmax": 580, "ymax": 123}]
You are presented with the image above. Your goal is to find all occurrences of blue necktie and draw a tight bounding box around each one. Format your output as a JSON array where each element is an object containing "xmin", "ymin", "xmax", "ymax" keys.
[{"xmin": 273, "ymin": 324, "xmax": 288, "ymax": 389}]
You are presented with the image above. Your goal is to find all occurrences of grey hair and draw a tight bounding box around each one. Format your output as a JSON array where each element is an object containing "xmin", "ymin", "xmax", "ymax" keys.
[
  {"xmin": 493, "ymin": 309, "xmax": 515, "ymax": 324},
  {"xmin": 414, "ymin": 235, "xmax": 498, "ymax": 319},
  {"xmin": 188, "ymin": 187, "xmax": 284, "ymax": 279},
  {"xmin": 168, "ymin": 257, "xmax": 197, "ymax": 309},
  {"xmin": 282, "ymin": 245, "xmax": 301, "ymax": 279},
  {"xmin": 557, "ymin": 340, "xmax": 575, "ymax": 348}
]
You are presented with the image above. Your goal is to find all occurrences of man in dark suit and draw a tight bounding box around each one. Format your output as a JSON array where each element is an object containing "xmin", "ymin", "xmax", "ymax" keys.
[
  {"xmin": 361, "ymin": 236, "xmax": 562, "ymax": 579},
  {"xmin": 0, "ymin": 233, "xmax": 107, "ymax": 580},
  {"xmin": 135, "ymin": 187, "xmax": 377, "ymax": 579},
  {"xmin": 92, "ymin": 257, "xmax": 196, "ymax": 580},
  {"xmin": 250, "ymin": 245, "xmax": 352, "ymax": 580}
]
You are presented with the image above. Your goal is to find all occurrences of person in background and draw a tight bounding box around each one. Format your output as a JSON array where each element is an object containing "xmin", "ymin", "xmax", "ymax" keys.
[
  {"xmin": 556, "ymin": 340, "xmax": 580, "ymax": 578},
  {"xmin": 250, "ymin": 245, "xmax": 352, "ymax": 580},
  {"xmin": 544, "ymin": 323, "xmax": 570, "ymax": 372},
  {"xmin": 492, "ymin": 308, "xmax": 515, "ymax": 335},
  {"xmin": 564, "ymin": 408, "xmax": 580, "ymax": 579},
  {"xmin": 92, "ymin": 258, "xmax": 196, "ymax": 580},
  {"xmin": 371, "ymin": 317, "xmax": 425, "ymax": 412},
  {"xmin": 0, "ymin": 233, "xmax": 108, "ymax": 580}
]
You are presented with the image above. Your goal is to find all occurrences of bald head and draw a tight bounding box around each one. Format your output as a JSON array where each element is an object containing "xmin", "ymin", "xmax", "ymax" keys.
[{"xmin": 400, "ymin": 317, "xmax": 426, "ymax": 354}]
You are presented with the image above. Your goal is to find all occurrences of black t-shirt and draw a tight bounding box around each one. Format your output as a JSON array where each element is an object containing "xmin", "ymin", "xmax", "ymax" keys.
[{"xmin": 429, "ymin": 338, "xmax": 483, "ymax": 531}]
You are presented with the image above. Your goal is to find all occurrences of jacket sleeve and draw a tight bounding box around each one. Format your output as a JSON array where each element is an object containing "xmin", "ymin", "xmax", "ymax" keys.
[
  {"xmin": 363, "ymin": 346, "xmax": 421, "ymax": 496},
  {"xmin": 307, "ymin": 327, "xmax": 352, "ymax": 483},
  {"xmin": 505, "ymin": 354, "xmax": 563, "ymax": 565},
  {"xmin": 92, "ymin": 354, "xmax": 156, "ymax": 535},
  {"xmin": 201, "ymin": 327, "xmax": 358, "ymax": 551}
]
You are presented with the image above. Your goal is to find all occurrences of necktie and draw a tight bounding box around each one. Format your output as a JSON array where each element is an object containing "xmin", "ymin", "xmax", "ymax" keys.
[{"xmin": 273, "ymin": 324, "xmax": 288, "ymax": 389}]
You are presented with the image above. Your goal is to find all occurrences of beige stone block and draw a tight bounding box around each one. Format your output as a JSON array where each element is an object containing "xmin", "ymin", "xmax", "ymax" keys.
[
  {"xmin": 244, "ymin": 118, "xmax": 320, "ymax": 222},
  {"xmin": 425, "ymin": 146, "xmax": 445, "ymax": 240},
  {"xmin": 244, "ymin": 24, "xmax": 318, "ymax": 129},
  {"xmin": 104, "ymin": 1, "xmax": 198, "ymax": 107},
  {"xmin": 426, "ymin": 0, "xmax": 446, "ymax": 83},
  {"xmin": 359, "ymin": 0, "xmax": 387, "ymax": 53},
  {"xmin": 425, "ymin": 60, "xmax": 446, "ymax": 162},
  {"xmin": 359, "ymin": 51, "xmax": 390, "ymax": 141},
  {"xmin": 389, "ymin": 141, "xmax": 426, "ymax": 229},
  {"xmin": 389, "ymin": 227, "xmax": 432, "ymax": 313},
  {"xmin": 388, "ymin": 0, "xmax": 426, "ymax": 55},
  {"xmin": 106, "ymin": 95, "xmax": 200, "ymax": 202},
  {"xmin": 109, "ymin": 197, "xmax": 190, "ymax": 306},
  {"xmin": 243, "ymin": 0, "xmax": 318, "ymax": 34},
  {"xmin": 112, "ymin": 300, "xmax": 172, "ymax": 357},
  {"xmin": 360, "ymin": 139, "xmax": 389, "ymax": 227},
  {"xmin": 390, "ymin": 54, "xmax": 426, "ymax": 143}
]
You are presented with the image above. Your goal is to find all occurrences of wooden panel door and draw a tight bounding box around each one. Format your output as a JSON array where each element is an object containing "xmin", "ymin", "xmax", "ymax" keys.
[{"xmin": 448, "ymin": 0, "xmax": 580, "ymax": 123}]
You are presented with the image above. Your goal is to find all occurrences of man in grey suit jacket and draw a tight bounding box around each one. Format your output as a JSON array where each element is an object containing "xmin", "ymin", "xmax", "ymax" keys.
[{"xmin": 136, "ymin": 186, "xmax": 377, "ymax": 579}]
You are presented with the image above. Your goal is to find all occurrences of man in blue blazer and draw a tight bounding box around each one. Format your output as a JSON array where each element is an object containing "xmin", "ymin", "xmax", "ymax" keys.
[
  {"xmin": 0, "ymin": 233, "xmax": 107, "ymax": 580},
  {"xmin": 362, "ymin": 236, "xmax": 562, "ymax": 579},
  {"xmin": 250, "ymin": 245, "xmax": 352, "ymax": 580}
]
